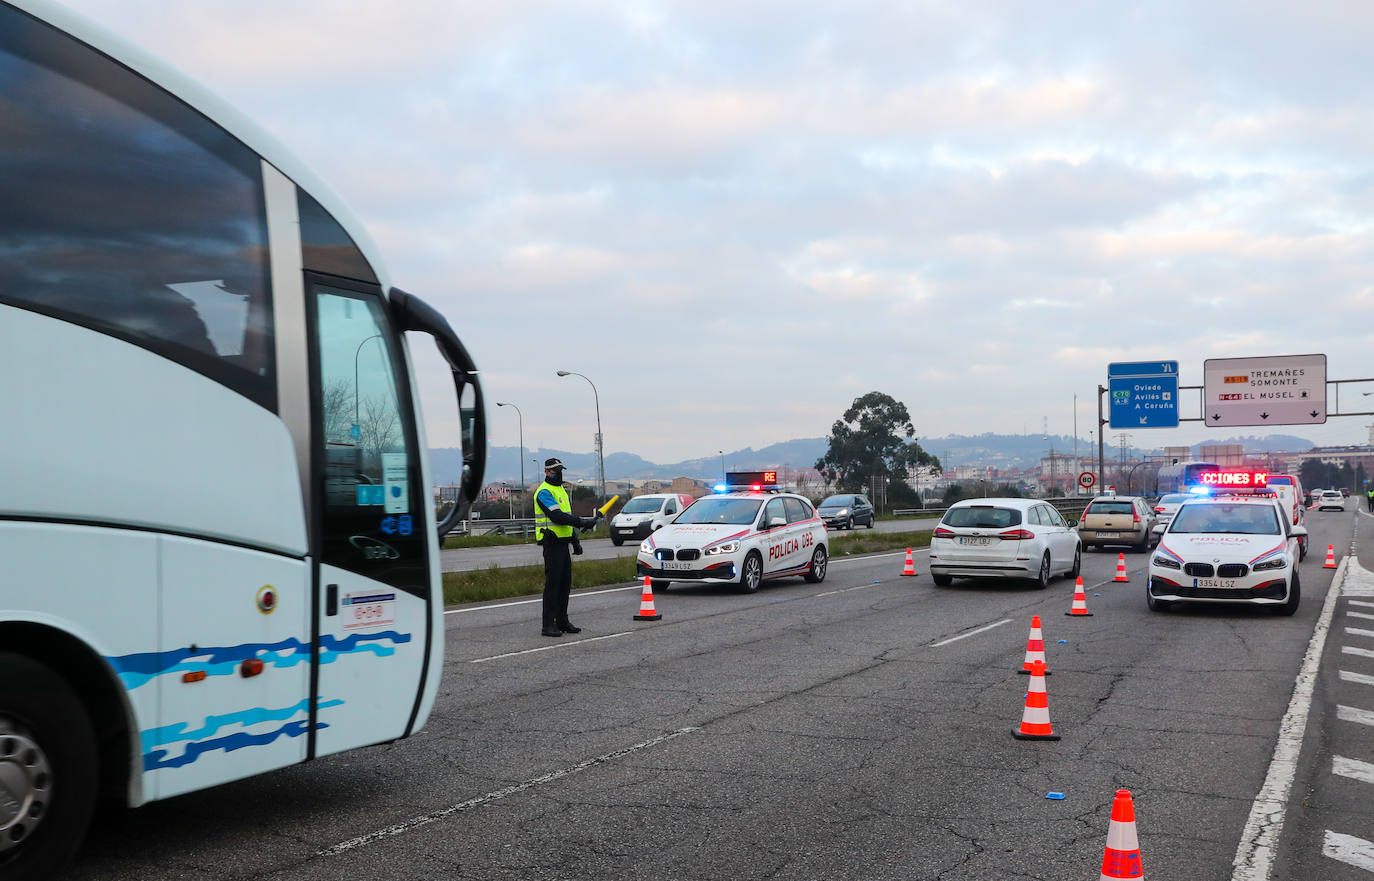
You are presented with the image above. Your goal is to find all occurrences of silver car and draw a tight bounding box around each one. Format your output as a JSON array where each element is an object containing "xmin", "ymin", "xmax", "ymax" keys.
[{"xmin": 929, "ymin": 498, "xmax": 1081, "ymax": 589}]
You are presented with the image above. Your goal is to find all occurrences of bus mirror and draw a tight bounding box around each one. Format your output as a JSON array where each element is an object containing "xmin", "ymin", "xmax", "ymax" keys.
[{"xmin": 389, "ymin": 287, "xmax": 486, "ymax": 540}]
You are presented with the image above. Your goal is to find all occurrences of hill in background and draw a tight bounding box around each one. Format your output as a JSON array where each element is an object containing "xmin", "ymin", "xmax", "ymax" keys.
[{"xmin": 431, "ymin": 432, "xmax": 1317, "ymax": 485}]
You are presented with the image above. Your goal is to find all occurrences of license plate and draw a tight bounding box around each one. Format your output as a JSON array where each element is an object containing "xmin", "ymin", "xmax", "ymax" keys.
[
  {"xmin": 664, "ymin": 561, "xmax": 694, "ymax": 571},
  {"xmin": 1096, "ymin": 532, "xmax": 1118, "ymax": 538},
  {"xmin": 616, "ymin": 529, "xmax": 634, "ymax": 535},
  {"xmin": 957, "ymin": 537, "xmax": 993, "ymax": 546},
  {"xmin": 1194, "ymin": 578, "xmax": 1238, "ymax": 589}
]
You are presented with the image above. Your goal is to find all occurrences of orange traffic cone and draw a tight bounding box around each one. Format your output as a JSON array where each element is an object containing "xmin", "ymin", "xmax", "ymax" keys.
[
  {"xmin": 1018, "ymin": 615, "xmax": 1051, "ymax": 675},
  {"xmin": 1114, "ymin": 553, "xmax": 1129, "ymax": 582},
  {"xmin": 633, "ymin": 577, "xmax": 662, "ymax": 621},
  {"xmin": 1066, "ymin": 576, "xmax": 1093, "ymax": 617},
  {"xmin": 1325, "ymin": 544, "xmax": 1337, "ymax": 569},
  {"xmin": 1099, "ymin": 789, "xmax": 1144, "ymax": 879},
  {"xmin": 1011, "ymin": 659, "xmax": 1059, "ymax": 740},
  {"xmin": 901, "ymin": 548, "xmax": 916, "ymax": 576}
]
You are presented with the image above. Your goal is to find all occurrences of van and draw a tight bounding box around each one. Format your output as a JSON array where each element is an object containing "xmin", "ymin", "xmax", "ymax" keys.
[{"xmin": 609, "ymin": 493, "xmax": 695, "ymax": 545}]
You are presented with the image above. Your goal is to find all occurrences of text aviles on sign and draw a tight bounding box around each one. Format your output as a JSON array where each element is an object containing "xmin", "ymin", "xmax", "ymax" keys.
[
  {"xmin": 1202, "ymin": 354, "xmax": 1327, "ymax": 427},
  {"xmin": 1198, "ymin": 470, "xmax": 1268, "ymax": 488}
]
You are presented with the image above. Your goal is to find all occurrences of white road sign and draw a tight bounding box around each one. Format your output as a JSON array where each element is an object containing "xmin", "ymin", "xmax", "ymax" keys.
[{"xmin": 1203, "ymin": 354, "xmax": 1327, "ymax": 427}]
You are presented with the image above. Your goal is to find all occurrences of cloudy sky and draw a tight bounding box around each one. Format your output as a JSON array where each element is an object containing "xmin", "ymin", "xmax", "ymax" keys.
[{"xmin": 57, "ymin": 0, "xmax": 1374, "ymax": 462}]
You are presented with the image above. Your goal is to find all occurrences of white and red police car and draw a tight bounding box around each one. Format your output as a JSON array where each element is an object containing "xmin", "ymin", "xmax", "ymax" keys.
[
  {"xmin": 635, "ymin": 472, "xmax": 829, "ymax": 593},
  {"xmin": 1147, "ymin": 469, "xmax": 1307, "ymax": 615}
]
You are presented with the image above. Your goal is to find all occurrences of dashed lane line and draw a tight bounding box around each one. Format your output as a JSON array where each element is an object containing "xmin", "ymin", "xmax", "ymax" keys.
[
  {"xmin": 929, "ymin": 618, "xmax": 1013, "ymax": 647},
  {"xmin": 1332, "ymin": 755, "xmax": 1374, "ymax": 785},
  {"xmin": 1336, "ymin": 705, "xmax": 1374, "ymax": 727},
  {"xmin": 469, "ymin": 631, "xmax": 633, "ymax": 664},
  {"xmin": 317, "ymin": 727, "xmax": 700, "ymax": 856},
  {"xmin": 1231, "ymin": 557, "xmax": 1345, "ymax": 881},
  {"xmin": 1338, "ymin": 670, "xmax": 1374, "ymax": 688},
  {"xmin": 1324, "ymin": 831, "xmax": 1374, "ymax": 873}
]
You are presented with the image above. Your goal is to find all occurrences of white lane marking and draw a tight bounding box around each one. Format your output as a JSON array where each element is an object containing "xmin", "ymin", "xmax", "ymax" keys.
[
  {"xmin": 1332, "ymin": 755, "xmax": 1374, "ymax": 784},
  {"xmin": 1348, "ymin": 600, "xmax": 1374, "ymax": 609},
  {"xmin": 1339, "ymin": 670, "xmax": 1374, "ymax": 687},
  {"xmin": 815, "ymin": 583, "xmax": 883, "ymax": 597},
  {"xmin": 446, "ymin": 584, "xmax": 639, "ymax": 615},
  {"xmin": 470, "ymin": 631, "xmax": 632, "ymax": 663},
  {"xmin": 318, "ymin": 727, "xmax": 700, "ymax": 856},
  {"xmin": 1337, "ymin": 705, "xmax": 1374, "ymax": 727},
  {"xmin": 1324, "ymin": 831, "xmax": 1374, "ymax": 872},
  {"xmin": 930, "ymin": 618, "xmax": 1014, "ymax": 647},
  {"xmin": 1343, "ymin": 646, "xmax": 1374, "ymax": 659},
  {"xmin": 1345, "ymin": 627, "xmax": 1374, "ymax": 639},
  {"xmin": 1348, "ymin": 611, "xmax": 1374, "ymax": 621},
  {"xmin": 1231, "ymin": 556, "xmax": 1345, "ymax": 881},
  {"xmin": 444, "ymin": 550, "xmax": 919, "ymax": 616}
]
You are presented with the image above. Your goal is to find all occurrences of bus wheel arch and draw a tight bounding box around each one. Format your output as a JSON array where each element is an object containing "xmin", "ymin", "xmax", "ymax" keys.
[{"xmin": 0, "ymin": 624, "xmax": 138, "ymax": 809}]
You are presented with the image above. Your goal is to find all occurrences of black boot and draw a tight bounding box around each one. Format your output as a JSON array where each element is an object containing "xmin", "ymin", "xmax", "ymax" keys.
[
  {"xmin": 558, "ymin": 622, "xmax": 582, "ymax": 634},
  {"xmin": 541, "ymin": 625, "xmax": 564, "ymax": 638}
]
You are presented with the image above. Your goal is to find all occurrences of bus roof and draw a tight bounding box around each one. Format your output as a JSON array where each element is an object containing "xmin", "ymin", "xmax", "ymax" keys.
[{"xmin": 8, "ymin": 0, "xmax": 391, "ymax": 288}]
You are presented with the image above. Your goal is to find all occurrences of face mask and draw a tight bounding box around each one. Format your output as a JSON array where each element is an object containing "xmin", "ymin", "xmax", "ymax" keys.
[{"xmin": 546, "ymin": 470, "xmax": 563, "ymax": 486}]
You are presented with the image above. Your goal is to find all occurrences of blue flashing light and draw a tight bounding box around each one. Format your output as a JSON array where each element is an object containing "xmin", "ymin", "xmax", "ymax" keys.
[
  {"xmin": 713, "ymin": 484, "xmax": 728, "ymax": 493},
  {"xmin": 1188, "ymin": 485, "xmax": 1211, "ymax": 495}
]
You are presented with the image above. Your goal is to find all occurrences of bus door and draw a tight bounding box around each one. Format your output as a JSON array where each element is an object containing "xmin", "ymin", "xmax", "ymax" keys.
[{"xmin": 309, "ymin": 281, "xmax": 433, "ymax": 757}]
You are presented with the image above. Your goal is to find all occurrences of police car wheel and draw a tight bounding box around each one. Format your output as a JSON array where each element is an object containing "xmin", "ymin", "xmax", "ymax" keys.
[
  {"xmin": 1146, "ymin": 586, "xmax": 1173, "ymax": 612},
  {"xmin": 0, "ymin": 653, "xmax": 98, "ymax": 881},
  {"xmin": 1274, "ymin": 572, "xmax": 1300, "ymax": 616},
  {"xmin": 651, "ymin": 579, "xmax": 670, "ymax": 592},
  {"xmin": 1298, "ymin": 538, "xmax": 1307, "ymax": 561},
  {"xmin": 803, "ymin": 546, "xmax": 828, "ymax": 583},
  {"xmin": 739, "ymin": 552, "xmax": 763, "ymax": 593}
]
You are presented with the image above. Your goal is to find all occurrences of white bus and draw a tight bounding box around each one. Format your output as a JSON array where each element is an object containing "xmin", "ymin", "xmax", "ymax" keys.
[
  {"xmin": 1154, "ymin": 460, "xmax": 1220, "ymax": 495},
  {"xmin": 0, "ymin": 2, "xmax": 486, "ymax": 877}
]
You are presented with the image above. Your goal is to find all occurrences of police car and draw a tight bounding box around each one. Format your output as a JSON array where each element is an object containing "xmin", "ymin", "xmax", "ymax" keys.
[
  {"xmin": 635, "ymin": 472, "xmax": 829, "ymax": 593},
  {"xmin": 1146, "ymin": 470, "xmax": 1307, "ymax": 615}
]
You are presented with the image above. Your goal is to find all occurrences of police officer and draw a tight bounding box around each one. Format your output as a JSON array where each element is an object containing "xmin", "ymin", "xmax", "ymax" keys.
[
  {"xmin": 534, "ymin": 458, "xmax": 602, "ymax": 637},
  {"xmin": 1366, "ymin": 486, "xmax": 1373, "ymax": 512}
]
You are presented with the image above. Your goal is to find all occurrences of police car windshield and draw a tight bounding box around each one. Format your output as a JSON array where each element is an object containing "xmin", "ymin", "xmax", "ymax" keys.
[
  {"xmin": 675, "ymin": 498, "xmax": 762, "ymax": 525},
  {"xmin": 1170, "ymin": 504, "xmax": 1280, "ymax": 535},
  {"xmin": 621, "ymin": 497, "xmax": 663, "ymax": 514}
]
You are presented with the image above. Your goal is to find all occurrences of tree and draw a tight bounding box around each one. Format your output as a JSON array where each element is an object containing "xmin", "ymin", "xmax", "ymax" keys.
[{"xmin": 815, "ymin": 392, "xmax": 940, "ymax": 492}]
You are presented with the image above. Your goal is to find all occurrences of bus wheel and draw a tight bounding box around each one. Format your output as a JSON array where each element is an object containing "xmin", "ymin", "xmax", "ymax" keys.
[{"xmin": 0, "ymin": 652, "xmax": 98, "ymax": 881}]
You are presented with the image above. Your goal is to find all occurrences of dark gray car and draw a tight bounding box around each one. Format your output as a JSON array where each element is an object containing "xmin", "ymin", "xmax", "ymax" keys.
[{"xmin": 817, "ymin": 494, "xmax": 875, "ymax": 529}]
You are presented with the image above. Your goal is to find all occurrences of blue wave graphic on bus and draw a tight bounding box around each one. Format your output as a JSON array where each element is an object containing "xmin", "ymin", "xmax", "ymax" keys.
[
  {"xmin": 107, "ymin": 632, "xmax": 412, "ymax": 690},
  {"xmin": 141, "ymin": 698, "xmax": 346, "ymax": 752}
]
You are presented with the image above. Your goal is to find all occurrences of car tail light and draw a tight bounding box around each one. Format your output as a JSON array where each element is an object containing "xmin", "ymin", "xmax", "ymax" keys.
[
  {"xmin": 999, "ymin": 529, "xmax": 1035, "ymax": 540},
  {"xmin": 933, "ymin": 527, "xmax": 955, "ymax": 539},
  {"xmin": 1133, "ymin": 509, "xmax": 1140, "ymax": 523},
  {"xmin": 1154, "ymin": 507, "xmax": 1165, "ymax": 513}
]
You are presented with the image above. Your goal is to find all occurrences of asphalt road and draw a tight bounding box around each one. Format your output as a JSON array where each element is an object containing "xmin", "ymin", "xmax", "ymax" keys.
[
  {"xmin": 70, "ymin": 509, "xmax": 1371, "ymax": 880},
  {"xmin": 441, "ymin": 516, "xmax": 942, "ymax": 572}
]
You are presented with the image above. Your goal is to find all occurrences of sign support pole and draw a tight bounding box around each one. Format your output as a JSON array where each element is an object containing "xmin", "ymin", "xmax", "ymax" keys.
[{"xmin": 1097, "ymin": 384, "xmax": 1106, "ymax": 495}]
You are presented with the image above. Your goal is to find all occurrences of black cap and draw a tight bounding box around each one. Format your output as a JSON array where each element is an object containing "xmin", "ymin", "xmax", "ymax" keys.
[{"xmin": 543, "ymin": 457, "xmax": 566, "ymax": 470}]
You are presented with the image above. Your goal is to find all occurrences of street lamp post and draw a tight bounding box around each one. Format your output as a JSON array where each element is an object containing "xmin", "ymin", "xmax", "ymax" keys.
[
  {"xmin": 719, "ymin": 450, "xmax": 725, "ymax": 484},
  {"xmin": 556, "ymin": 370, "xmax": 606, "ymax": 503},
  {"xmin": 353, "ymin": 333, "xmax": 384, "ymax": 438},
  {"xmin": 496, "ymin": 401, "xmax": 524, "ymax": 518}
]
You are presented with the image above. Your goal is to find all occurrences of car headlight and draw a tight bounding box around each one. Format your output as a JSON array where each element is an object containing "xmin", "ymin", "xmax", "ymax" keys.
[
  {"xmin": 705, "ymin": 541, "xmax": 739, "ymax": 556},
  {"xmin": 639, "ymin": 540, "xmax": 653, "ymax": 554},
  {"xmin": 1253, "ymin": 558, "xmax": 1288, "ymax": 571},
  {"xmin": 1152, "ymin": 556, "xmax": 1181, "ymax": 570},
  {"xmin": 836, "ymin": 508, "xmax": 849, "ymax": 516}
]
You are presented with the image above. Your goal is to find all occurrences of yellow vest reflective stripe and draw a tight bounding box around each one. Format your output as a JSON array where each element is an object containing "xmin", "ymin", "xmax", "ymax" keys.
[{"xmin": 534, "ymin": 481, "xmax": 574, "ymax": 541}]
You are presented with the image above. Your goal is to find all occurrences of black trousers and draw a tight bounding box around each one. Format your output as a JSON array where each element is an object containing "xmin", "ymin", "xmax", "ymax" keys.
[{"xmin": 542, "ymin": 541, "xmax": 573, "ymax": 628}]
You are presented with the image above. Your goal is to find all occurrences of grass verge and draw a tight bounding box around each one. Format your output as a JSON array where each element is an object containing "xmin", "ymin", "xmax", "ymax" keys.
[{"xmin": 441, "ymin": 529, "xmax": 933, "ymax": 606}]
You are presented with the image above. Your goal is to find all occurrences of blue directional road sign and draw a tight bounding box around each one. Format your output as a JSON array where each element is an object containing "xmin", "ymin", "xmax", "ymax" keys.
[{"xmin": 1108, "ymin": 360, "xmax": 1179, "ymax": 428}]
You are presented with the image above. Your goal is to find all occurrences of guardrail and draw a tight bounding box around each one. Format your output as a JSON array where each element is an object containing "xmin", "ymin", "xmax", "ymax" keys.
[
  {"xmin": 891, "ymin": 497, "xmax": 1093, "ymax": 520},
  {"xmin": 454, "ymin": 518, "xmax": 536, "ymax": 537}
]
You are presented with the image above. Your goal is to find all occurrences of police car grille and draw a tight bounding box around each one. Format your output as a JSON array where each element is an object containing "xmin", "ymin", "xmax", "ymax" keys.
[
  {"xmin": 1184, "ymin": 563, "xmax": 1214, "ymax": 577},
  {"xmin": 1217, "ymin": 564, "xmax": 1249, "ymax": 578},
  {"xmin": 676, "ymin": 549, "xmax": 701, "ymax": 561},
  {"xmin": 655, "ymin": 549, "xmax": 675, "ymax": 561}
]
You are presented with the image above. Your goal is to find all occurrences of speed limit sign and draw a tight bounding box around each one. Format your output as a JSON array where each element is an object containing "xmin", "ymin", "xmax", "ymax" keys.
[{"xmin": 1078, "ymin": 471, "xmax": 1096, "ymax": 489}]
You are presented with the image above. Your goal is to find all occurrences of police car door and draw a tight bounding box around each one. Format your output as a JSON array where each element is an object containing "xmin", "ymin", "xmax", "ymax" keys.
[{"xmin": 760, "ymin": 497, "xmax": 792, "ymax": 575}]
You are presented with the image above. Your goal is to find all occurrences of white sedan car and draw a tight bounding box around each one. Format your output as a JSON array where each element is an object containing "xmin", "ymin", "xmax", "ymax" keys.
[
  {"xmin": 928, "ymin": 498, "xmax": 1081, "ymax": 588},
  {"xmin": 635, "ymin": 491, "xmax": 829, "ymax": 593},
  {"xmin": 1147, "ymin": 495, "xmax": 1306, "ymax": 615}
]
